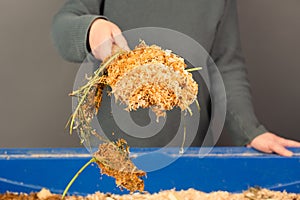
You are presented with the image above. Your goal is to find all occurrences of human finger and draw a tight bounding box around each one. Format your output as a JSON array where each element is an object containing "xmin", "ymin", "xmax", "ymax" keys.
[
  {"xmin": 114, "ymin": 35, "xmax": 130, "ymax": 51},
  {"xmin": 270, "ymin": 143, "xmax": 293, "ymax": 157},
  {"xmin": 93, "ymin": 37, "xmax": 113, "ymax": 61},
  {"xmin": 278, "ymin": 138, "xmax": 300, "ymax": 147},
  {"xmin": 111, "ymin": 28, "xmax": 130, "ymax": 51}
]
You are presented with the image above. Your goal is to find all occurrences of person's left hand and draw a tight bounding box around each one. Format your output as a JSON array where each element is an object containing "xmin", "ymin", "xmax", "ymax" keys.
[
  {"xmin": 248, "ymin": 132, "xmax": 300, "ymax": 156},
  {"xmin": 89, "ymin": 19, "xmax": 130, "ymax": 61}
]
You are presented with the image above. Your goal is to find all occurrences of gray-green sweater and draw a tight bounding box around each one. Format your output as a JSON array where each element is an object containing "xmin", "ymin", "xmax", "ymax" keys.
[{"xmin": 52, "ymin": 0, "xmax": 267, "ymax": 146}]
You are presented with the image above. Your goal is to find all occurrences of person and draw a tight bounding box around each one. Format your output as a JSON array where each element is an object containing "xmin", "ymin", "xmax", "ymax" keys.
[{"xmin": 52, "ymin": 0, "xmax": 300, "ymax": 156}]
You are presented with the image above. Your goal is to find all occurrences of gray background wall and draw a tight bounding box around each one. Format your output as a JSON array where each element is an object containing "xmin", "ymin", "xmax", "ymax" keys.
[{"xmin": 0, "ymin": 0, "xmax": 299, "ymax": 148}]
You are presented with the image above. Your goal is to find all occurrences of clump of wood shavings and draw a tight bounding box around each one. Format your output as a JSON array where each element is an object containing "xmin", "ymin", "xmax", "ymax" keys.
[
  {"xmin": 93, "ymin": 139, "xmax": 146, "ymax": 192},
  {"xmin": 67, "ymin": 42, "xmax": 199, "ymax": 195},
  {"xmin": 2, "ymin": 188, "xmax": 299, "ymax": 200},
  {"xmin": 100, "ymin": 41, "xmax": 198, "ymax": 119}
]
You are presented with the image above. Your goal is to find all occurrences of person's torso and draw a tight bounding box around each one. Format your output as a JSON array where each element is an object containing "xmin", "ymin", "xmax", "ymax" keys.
[
  {"xmin": 96, "ymin": 0, "xmax": 225, "ymax": 147},
  {"xmin": 103, "ymin": 0, "xmax": 225, "ymax": 51}
]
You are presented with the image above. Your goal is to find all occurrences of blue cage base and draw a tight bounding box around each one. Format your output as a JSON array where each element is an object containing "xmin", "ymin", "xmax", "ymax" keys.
[{"xmin": 0, "ymin": 147, "xmax": 299, "ymax": 196}]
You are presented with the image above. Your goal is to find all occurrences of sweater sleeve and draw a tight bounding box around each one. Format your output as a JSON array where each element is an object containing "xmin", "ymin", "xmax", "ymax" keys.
[
  {"xmin": 51, "ymin": 0, "xmax": 106, "ymax": 62},
  {"xmin": 210, "ymin": 0, "xmax": 267, "ymax": 145}
]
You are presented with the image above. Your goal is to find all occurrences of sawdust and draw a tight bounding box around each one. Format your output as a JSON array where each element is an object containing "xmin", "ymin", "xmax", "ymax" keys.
[{"xmin": 1, "ymin": 188, "xmax": 299, "ymax": 200}]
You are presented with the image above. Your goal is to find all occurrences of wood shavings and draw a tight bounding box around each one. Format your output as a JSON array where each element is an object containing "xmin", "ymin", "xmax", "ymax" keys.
[
  {"xmin": 1, "ymin": 188, "xmax": 299, "ymax": 200},
  {"xmin": 101, "ymin": 41, "xmax": 198, "ymax": 118},
  {"xmin": 66, "ymin": 41, "xmax": 198, "ymax": 195},
  {"xmin": 93, "ymin": 140, "xmax": 146, "ymax": 192}
]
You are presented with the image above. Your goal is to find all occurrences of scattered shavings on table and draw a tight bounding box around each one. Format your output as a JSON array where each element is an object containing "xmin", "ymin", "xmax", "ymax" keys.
[{"xmin": 1, "ymin": 188, "xmax": 299, "ymax": 200}]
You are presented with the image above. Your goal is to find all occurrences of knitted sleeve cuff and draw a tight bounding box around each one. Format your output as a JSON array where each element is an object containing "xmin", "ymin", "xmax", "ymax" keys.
[
  {"xmin": 242, "ymin": 124, "xmax": 268, "ymax": 146},
  {"xmin": 69, "ymin": 15, "xmax": 108, "ymax": 61}
]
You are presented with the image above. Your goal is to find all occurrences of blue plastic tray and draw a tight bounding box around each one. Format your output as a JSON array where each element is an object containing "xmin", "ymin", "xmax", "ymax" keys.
[{"xmin": 0, "ymin": 147, "xmax": 299, "ymax": 195}]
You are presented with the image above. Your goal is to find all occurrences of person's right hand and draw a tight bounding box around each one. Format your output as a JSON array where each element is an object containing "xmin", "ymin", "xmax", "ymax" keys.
[{"xmin": 89, "ymin": 19, "xmax": 130, "ymax": 60}]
